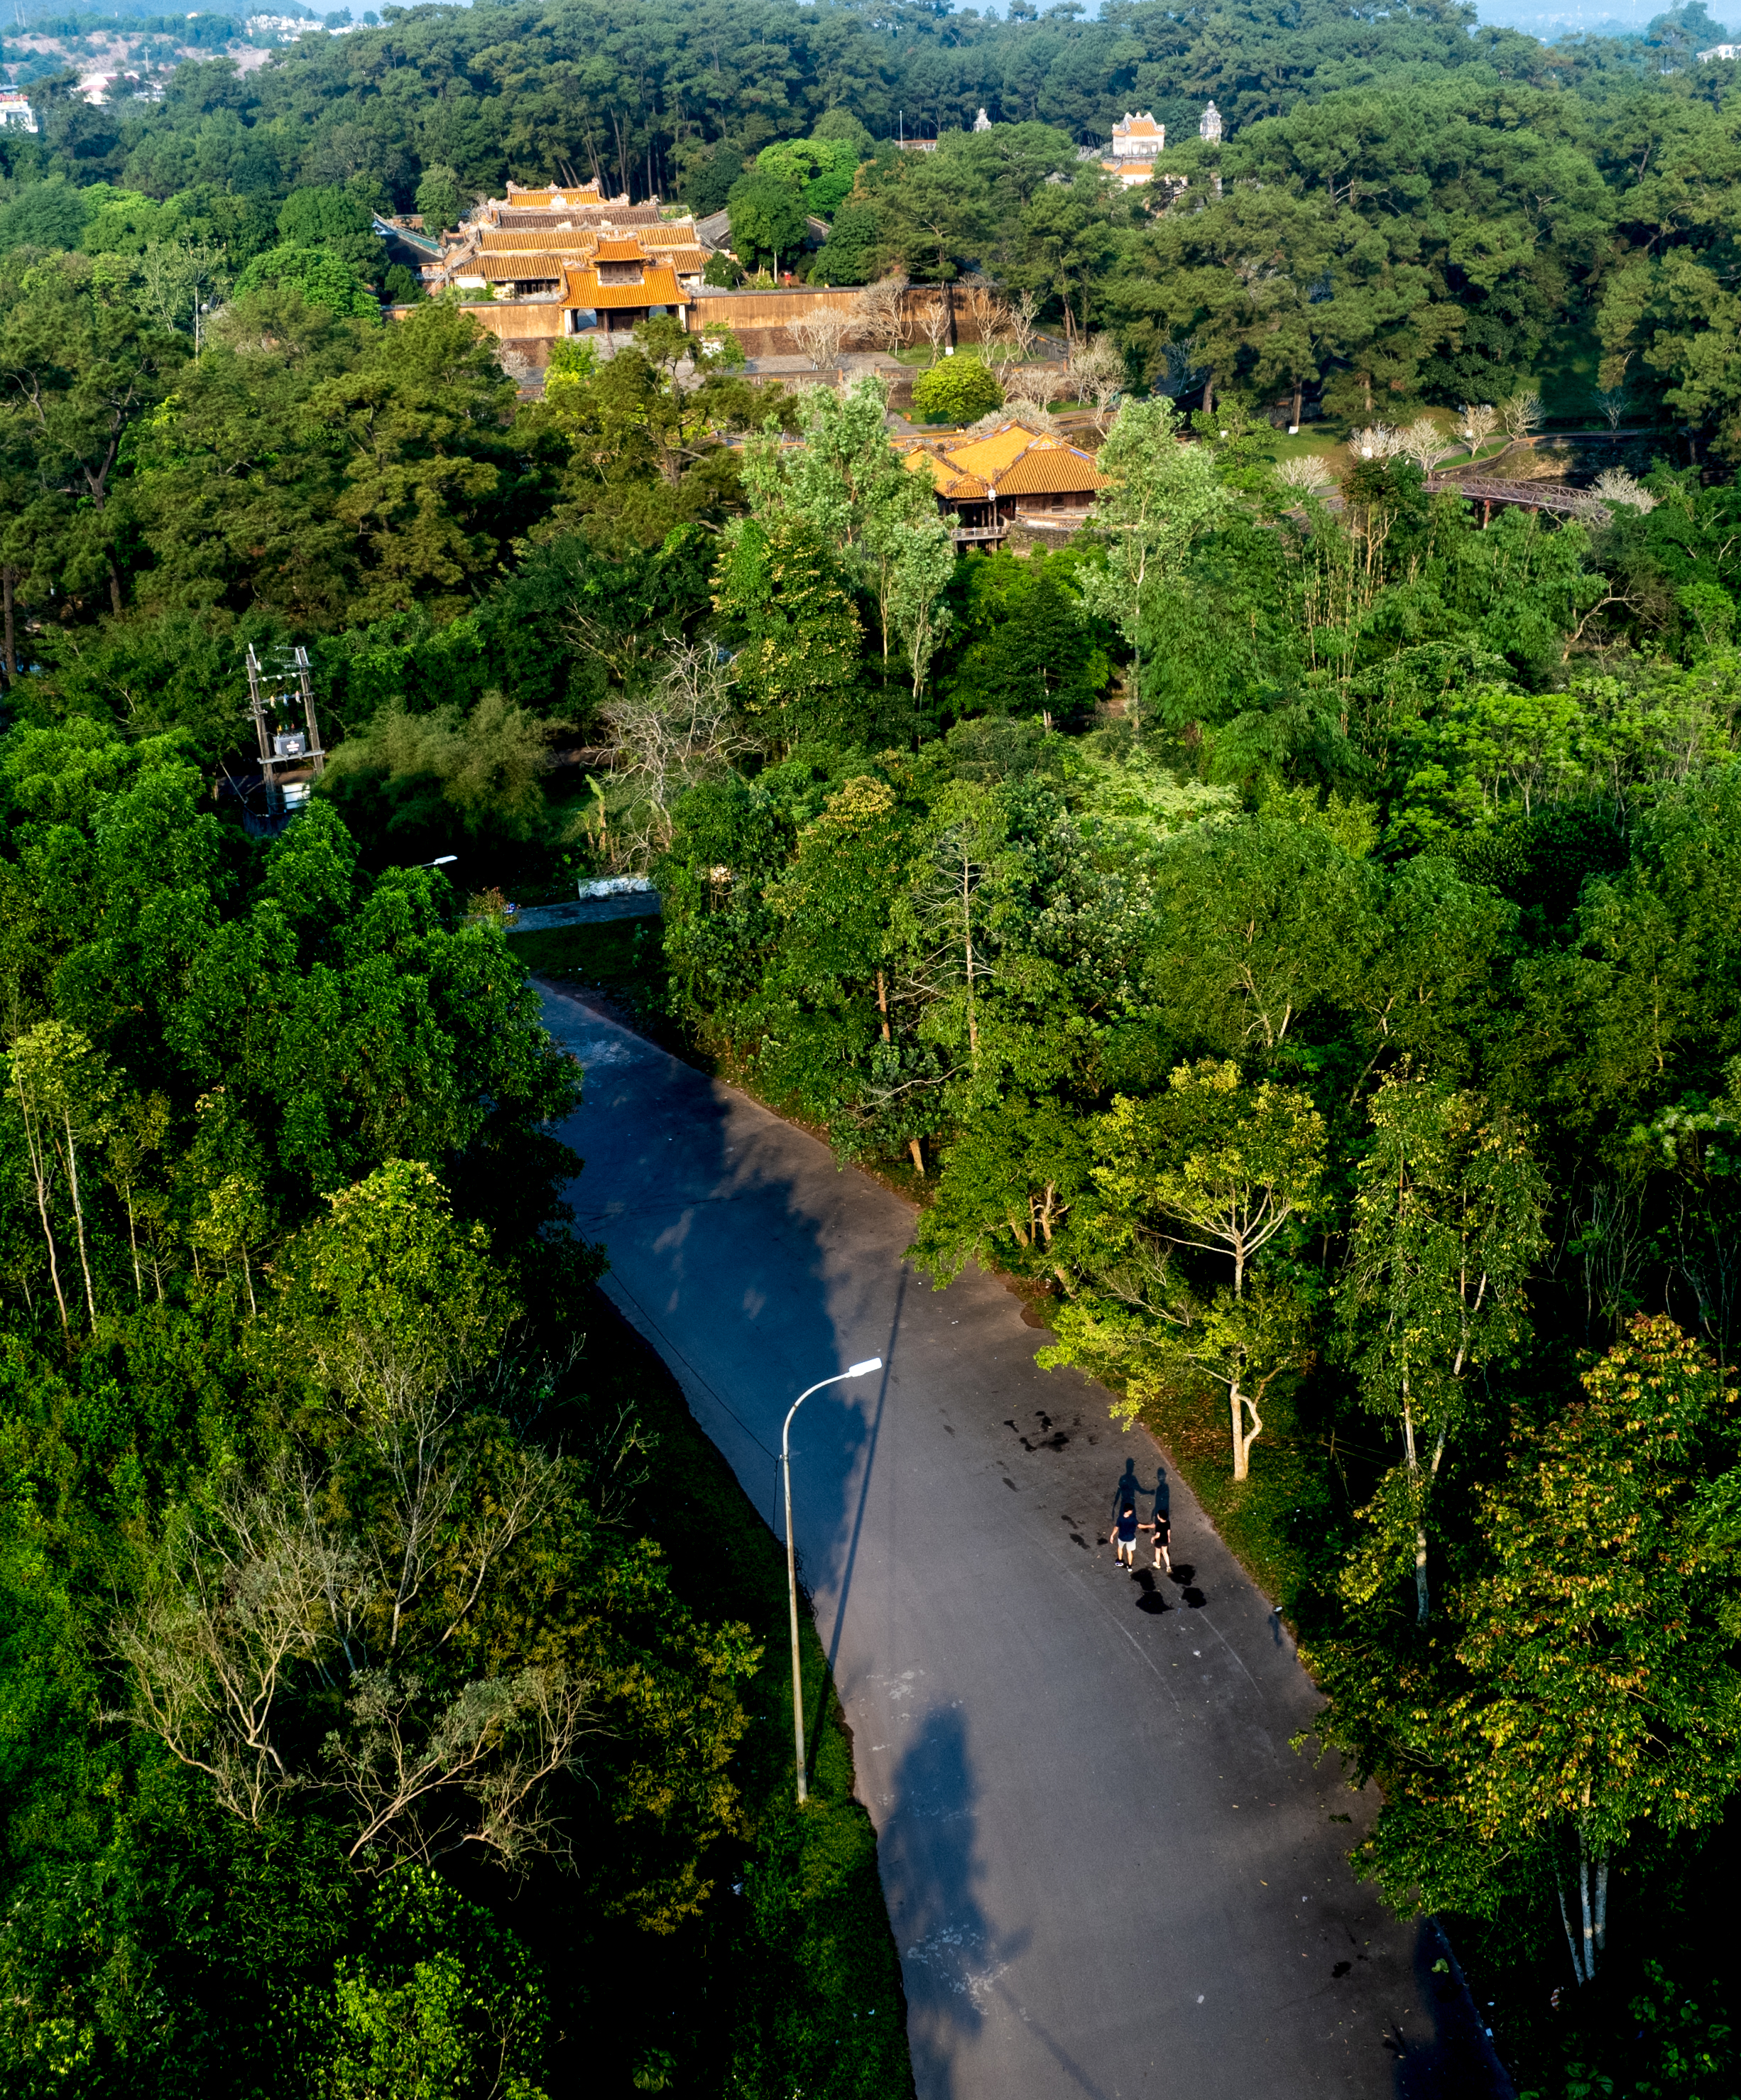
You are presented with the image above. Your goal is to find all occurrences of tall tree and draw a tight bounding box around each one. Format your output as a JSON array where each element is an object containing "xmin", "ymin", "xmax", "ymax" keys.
[
  {"xmin": 1319, "ymin": 1317, "xmax": 1741, "ymax": 1989},
  {"xmin": 1044, "ymin": 1059, "xmax": 1327, "ymax": 1479},
  {"xmin": 1339, "ymin": 1073, "xmax": 1548, "ymax": 1623},
  {"xmin": 0, "ymin": 256, "xmax": 187, "ymax": 614},
  {"xmin": 1076, "ymin": 395, "xmax": 1226, "ymax": 734}
]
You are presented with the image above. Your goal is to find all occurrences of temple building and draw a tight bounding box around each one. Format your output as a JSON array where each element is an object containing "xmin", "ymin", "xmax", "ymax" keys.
[
  {"xmin": 427, "ymin": 181, "xmax": 709, "ymax": 299},
  {"xmin": 558, "ymin": 234, "xmax": 692, "ymax": 334},
  {"xmin": 905, "ymin": 421, "xmax": 1110, "ymax": 544},
  {"xmin": 1098, "ymin": 111, "xmax": 1164, "ymax": 187}
]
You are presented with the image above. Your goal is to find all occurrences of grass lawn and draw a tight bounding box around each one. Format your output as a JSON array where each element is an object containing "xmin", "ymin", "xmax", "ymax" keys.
[{"xmin": 508, "ymin": 916, "xmax": 682, "ymax": 1052}]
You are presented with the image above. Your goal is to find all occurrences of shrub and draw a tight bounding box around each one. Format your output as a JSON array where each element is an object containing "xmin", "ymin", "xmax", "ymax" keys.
[{"xmin": 911, "ymin": 356, "xmax": 1003, "ymax": 426}]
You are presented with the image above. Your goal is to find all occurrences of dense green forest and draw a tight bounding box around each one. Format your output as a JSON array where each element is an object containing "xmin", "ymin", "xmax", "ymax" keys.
[{"xmin": 6, "ymin": 0, "xmax": 1741, "ymax": 2091}]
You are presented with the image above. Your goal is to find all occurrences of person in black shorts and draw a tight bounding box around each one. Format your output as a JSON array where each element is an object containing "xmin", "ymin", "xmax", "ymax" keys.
[{"xmin": 1146, "ymin": 1505, "xmax": 1172, "ymax": 1574}]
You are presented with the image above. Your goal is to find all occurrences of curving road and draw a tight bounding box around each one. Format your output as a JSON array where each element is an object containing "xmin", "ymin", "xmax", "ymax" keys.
[{"xmin": 540, "ymin": 985, "xmax": 1510, "ymax": 2100}]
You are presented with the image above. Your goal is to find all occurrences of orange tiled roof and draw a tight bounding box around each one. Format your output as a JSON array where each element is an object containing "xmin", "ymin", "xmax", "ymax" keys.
[
  {"xmin": 476, "ymin": 253, "xmax": 567, "ymax": 281},
  {"xmin": 991, "ymin": 443, "xmax": 1109, "ymax": 496},
  {"xmin": 944, "ymin": 421, "xmax": 1039, "ymax": 476},
  {"xmin": 480, "ymin": 219, "xmax": 698, "ymax": 253},
  {"xmin": 484, "ymin": 202, "xmax": 658, "ymax": 229},
  {"xmin": 903, "ymin": 420, "xmax": 1108, "ymax": 503},
  {"xmin": 591, "ymin": 235, "xmax": 652, "ymax": 263},
  {"xmin": 507, "ymin": 183, "xmax": 605, "ymax": 209},
  {"xmin": 905, "ymin": 449, "xmax": 990, "ymax": 500},
  {"xmin": 561, "ymin": 260, "xmax": 691, "ymax": 310},
  {"xmin": 481, "ymin": 228, "xmax": 601, "ymax": 252}
]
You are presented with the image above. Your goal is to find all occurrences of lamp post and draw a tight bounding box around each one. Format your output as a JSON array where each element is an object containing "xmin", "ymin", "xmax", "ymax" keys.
[{"xmin": 781, "ymin": 1356, "xmax": 883, "ymax": 1805}]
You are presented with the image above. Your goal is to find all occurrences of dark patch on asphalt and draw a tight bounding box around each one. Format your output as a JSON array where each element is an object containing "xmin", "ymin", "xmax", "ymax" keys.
[
  {"xmin": 1333, "ymin": 1962, "xmax": 1352, "ymax": 1979},
  {"xmin": 1069, "ymin": 1533, "xmax": 1088, "ymax": 1549},
  {"xmin": 1003, "ymin": 1476, "xmax": 1018, "ymax": 1490},
  {"xmin": 1009, "ymin": 1408, "xmax": 1069, "ymax": 1454},
  {"xmin": 1182, "ymin": 1589, "xmax": 1206, "ymax": 1607},
  {"xmin": 1133, "ymin": 1571, "xmax": 1169, "ymax": 1615}
]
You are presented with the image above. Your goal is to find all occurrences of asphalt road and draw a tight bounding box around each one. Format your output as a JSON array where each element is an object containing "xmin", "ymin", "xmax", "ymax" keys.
[{"xmin": 540, "ymin": 985, "xmax": 1510, "ymax": 2100}]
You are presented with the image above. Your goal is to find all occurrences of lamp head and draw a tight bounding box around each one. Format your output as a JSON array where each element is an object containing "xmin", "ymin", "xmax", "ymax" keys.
[{"xmin": 847, "ymin": 1357, "xmax": 883, "ymax": 1378}]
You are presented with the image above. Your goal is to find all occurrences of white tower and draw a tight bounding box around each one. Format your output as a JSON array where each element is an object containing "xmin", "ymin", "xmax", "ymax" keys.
[{"xmin": 1199, "ymin": 100, "xmax": 1223, "ymax": 143}]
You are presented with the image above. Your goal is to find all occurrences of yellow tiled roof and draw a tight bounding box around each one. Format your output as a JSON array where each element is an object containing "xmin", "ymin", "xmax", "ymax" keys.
[
  {"xmin": 905, "ymin": 449, "xmax": 990, "ymax": 499},
  {"xmin": 476, "ymin": 253, "xmax": 567, "ymax": 281},
  {"xmin": 481, "ymin": 228, "xmax": 601, "ymax": 252},
  {"xmin": 990, "ymin": 445, "xmax": 1109, "ymax": 496},
  {"xmin": 508, "ymin": 184, "xmax": 605, "ymax": 209},
  {"xmin": 561, "ymin": 261, "xmax": 691, "ymax": 310},
  {"xmin": 944, "ymin": 421, "xmax": 1040, "ymax": 476}
]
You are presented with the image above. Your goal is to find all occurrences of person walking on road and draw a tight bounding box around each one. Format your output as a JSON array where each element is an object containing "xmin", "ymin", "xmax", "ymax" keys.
[
  {"xmin": 1147, "ymin": 1505, "xmax": 1172, "ymax": 1574},
  {"xmin": 1113, "ymin": 1501, "xmax": 1141, "ymax": 1569}
]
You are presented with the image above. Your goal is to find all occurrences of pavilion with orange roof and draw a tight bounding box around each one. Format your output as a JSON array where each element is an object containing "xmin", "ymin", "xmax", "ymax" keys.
[
  {"xmin": 905, "ymin": 420, "xmax": 1110, "ymax": 543},
  {"xmin": 558, "ymin": 233, "xmax": 692, "ymax": 334}
]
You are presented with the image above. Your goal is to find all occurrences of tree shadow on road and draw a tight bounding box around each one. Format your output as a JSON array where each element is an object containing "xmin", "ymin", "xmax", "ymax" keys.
[{"xmin": 885, "ymin": 1703, "xmax": 1030, "ymax": 2100}]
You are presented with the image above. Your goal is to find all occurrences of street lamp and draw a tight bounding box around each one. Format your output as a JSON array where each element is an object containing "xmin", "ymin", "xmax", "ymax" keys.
[
  {"xmin": 782, "ymin": 1356, "xmax": 883, "ymax": 1805},
  {"xmin": 412, "ymin": 854, "xmax": 458, "ymax": 868}
]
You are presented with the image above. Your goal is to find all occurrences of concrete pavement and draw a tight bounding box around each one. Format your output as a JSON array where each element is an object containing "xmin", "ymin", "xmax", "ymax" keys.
[{"xmin": 540, "ymin": 984, "xmax": 1510, "ymax": 2100}]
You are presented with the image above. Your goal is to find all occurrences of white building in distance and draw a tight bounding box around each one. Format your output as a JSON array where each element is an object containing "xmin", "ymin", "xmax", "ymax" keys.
[{"xmin": 1101, "ymin": 111, "xmax": 1164, "ymax": 187}]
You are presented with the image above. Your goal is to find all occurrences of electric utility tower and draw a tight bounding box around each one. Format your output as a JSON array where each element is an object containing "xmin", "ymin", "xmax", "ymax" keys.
[{"xmin": 244, "ymin": 644, "xmax": 326, "ymax": 822}]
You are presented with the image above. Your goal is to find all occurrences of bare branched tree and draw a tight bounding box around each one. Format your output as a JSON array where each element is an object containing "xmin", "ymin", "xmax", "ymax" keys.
[
  {"xmin": 1069, "ymin": 334, "xmax": 1125, "ymax": 432},
  {"xmin": 956, "ymin": 276, "xmax": 1009, "ymax": 345},
  {"xmin": 1007, "ymin": 288, "xmax": 1041, "ymax": 362},
  {"xmin": 117, "ymin": 1306, "xmax": 581, "ymax": 1871},
  {"xmin": 1593, "ymin": 386, "xmax": 1632, "ymax": 432},
  {"xmin": 1350, "ymin": 423, "xmax": 1409, "ymax": 460},
  {"xmin": 1591, "ymin": 467, "xmax": 1659, "ymax": 513},
  {"xmin": 787, "ymin": 305, "xmax": 852, "ymax": 379},
  {"xmin": 851, "ymin": 272, "xmax": 910, "ymax": 354},
  {"xmin": 916, "ymin": 293, "xmax": 952, "ymax": 363},
  {"xmin": 598, "ymin": 642, "xmax": 751, "ymax": 864},
  {"xmin": 1399, "ymin": 415, "xmax": 1458, "ymax": 474},
  {"xmin": 1457, "ymin": 402, "xmax": 1498, "ymax": 452},
  {"xmin": 1501, "ymin": 388, "xmax": 1544, "ymax": 443},
  {"xmin": 999, "ymin": 394, "xmax": 1061, "ymax": 434},
  {"xmin": 981, "ymin": 334, "xmax": 1024, "ymax": 399},
  {"xmin": 1274, "ymin": 454, "xmax": 1336, "ymax": 493},
  {"xmin": 324, "ymin": 1663, "xmax": 596, "ymax": 1871},
  {"xmin": 115, "ymin": 1477, "xmax": 344, "ymax": 1825}
]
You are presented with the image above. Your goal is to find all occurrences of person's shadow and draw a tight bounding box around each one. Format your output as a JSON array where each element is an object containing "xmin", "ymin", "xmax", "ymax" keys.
[{"xmin": 1113, "ymin": 1457, "xmax": 1141, "ymax": 1518}]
